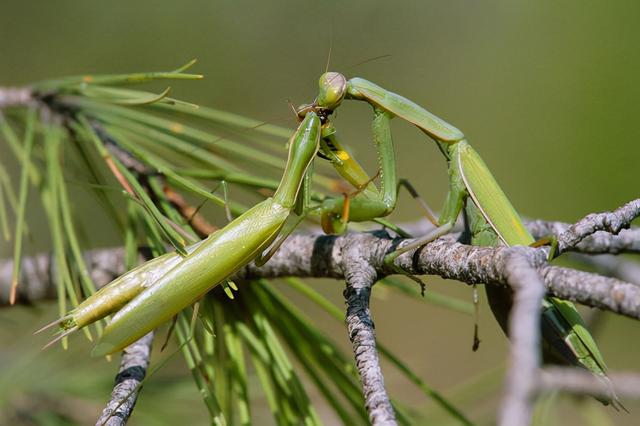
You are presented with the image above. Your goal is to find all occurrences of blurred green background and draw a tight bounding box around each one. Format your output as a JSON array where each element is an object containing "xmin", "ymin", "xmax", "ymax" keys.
[{"xmin": 1, "ymin": 1, "xmax": 638, "ymax": 424}]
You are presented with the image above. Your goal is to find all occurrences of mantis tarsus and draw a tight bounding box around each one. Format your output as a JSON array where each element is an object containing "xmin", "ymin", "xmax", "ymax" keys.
[
  {"xmin": 41, "ymin": 111, "xmax": 322, "ymax": 356},
  {"xmin": 296, "ymin": 72, "xmax": 618, "ymax": 406}
]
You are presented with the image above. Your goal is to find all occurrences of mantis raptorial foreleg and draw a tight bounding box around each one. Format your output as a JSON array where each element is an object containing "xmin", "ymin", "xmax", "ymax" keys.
[
  {"xmin": 296, "ymin": 72, "xmax": 617, "ymax": 406},
  {"xmin": 313, "ymin": 107, "xmax": 438, "ymax": 237},
  {"xmin": 315, "ymin": 107, "xmax": 397, "ymax": 234}
]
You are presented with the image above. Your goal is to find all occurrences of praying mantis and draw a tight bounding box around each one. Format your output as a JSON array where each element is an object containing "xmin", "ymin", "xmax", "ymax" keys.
[
  {"xmin": 296, "ymin": 72, "xmax": 617, "ymax": 405},
  {"xmin": 41, "ymin": 111, "xmax": 323, "ymax": 356}
]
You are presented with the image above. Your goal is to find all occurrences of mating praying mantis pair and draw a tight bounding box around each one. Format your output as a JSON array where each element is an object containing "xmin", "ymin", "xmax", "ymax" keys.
[{"xmin": 40, "ymin": 70, "xmax": 616, "ymax": 405}]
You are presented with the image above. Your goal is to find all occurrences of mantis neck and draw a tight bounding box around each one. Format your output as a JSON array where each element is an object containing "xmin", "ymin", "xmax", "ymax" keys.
[
  {"xmin": 272, "ymin": 157, "xmax": 313, "ymax": 209},
  {"xmin": 272, "ymin": 112, "xmax": 320, "ymax": 208}
]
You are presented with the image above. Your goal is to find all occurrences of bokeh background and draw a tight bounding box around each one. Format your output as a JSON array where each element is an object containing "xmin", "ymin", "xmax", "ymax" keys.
[{"xmin": 1, "ymin": 1, "xmax": 638, "ymax": 424}]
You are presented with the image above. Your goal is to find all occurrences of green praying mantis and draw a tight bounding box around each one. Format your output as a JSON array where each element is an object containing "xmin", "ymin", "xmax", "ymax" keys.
[
  {"xmin": 295, "ymin": 72, "xmax": 618, "ymax": 406},
  {"xmin": 40, "ymin": 111, "xmax": 322, "ymax": 356}
]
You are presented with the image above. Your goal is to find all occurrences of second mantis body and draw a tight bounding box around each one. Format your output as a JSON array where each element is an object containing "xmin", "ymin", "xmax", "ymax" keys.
[{"xmin": 297, "ymin": 72, "xmax": 617, "ymax": 405}]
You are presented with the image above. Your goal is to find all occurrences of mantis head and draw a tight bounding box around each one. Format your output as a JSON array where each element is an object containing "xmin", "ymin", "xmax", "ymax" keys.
[
  {"xmin": 295, "ymin": 72, "xmax": 347, "ymax": 121},
  {"xmin": 317, "ymin": 72, "xmax": 347, "ymax": 111}
]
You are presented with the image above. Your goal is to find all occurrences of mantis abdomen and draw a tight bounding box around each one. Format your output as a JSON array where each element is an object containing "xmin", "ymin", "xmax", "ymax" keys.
[
  {"xmin": 92, "ymin": 200, "xmax": 289, "ymax": 356},
  {"xmin": 41, "ymin": 111, "xmax": 322, "ymax": 356}
]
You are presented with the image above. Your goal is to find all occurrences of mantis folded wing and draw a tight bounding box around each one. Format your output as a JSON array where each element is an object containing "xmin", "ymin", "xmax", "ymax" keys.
[{"xmin": 455, "ymin": 143, "xmax": 618, "ymax": 407}]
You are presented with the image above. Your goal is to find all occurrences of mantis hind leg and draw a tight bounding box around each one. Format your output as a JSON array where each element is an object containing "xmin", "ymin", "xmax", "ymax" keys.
[
  {"xmin": 319, "ymin": 107, "xmax": 398, "ymax": 233},
  {"xmin": 383, "ymin": 222, "xmax": 454, "ymax": 265},
  {"xmin": 380, "ymin": 180, "xmax": 454, "ymax": 293},
  {"xmin": 397, "ymin": 178, "xmax": 438, "ymax": 227},
  {"xmin": 382, "ymin": 160, "xmax": 468, "ymax": 290},
  {"xmin": 380, "ymin": 222, "xmax": 452, "ymax": 296},
  {"xmin": 384, "ymin": 168, "xmax": 467, "ymax": 266}
]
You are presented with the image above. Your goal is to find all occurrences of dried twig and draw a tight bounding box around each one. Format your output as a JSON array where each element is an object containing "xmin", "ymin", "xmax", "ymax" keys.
[
  {"xmin": 0, "ymin": 86, "xmax": 33, "ymax": 109},
  {"xmin": 527, "ymin": 199, "xmax": 640, "ymax": 254},
  {"xmin": 538, "ymin": 367, "xmax": 640, "ymax": 400},
  {"xmin": 95, "ymin": 332, "xmax": 154, "ymax": 426},
  {"xmin": 341, "ymin": 237, "xmax": 395, "ymax": 425},
  {"xmin": 497, "ymin": 250, "xmax": 546, "ymax": 426}
]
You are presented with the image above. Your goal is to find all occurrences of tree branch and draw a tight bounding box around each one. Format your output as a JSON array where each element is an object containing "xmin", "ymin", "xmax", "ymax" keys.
[
  {"xmin": 541, "ymin": 266, "xmax": 640, "ymax": 320},
  {"xmin": 526, "ymin": 199, "xmax": 640, "ymax": 254},
  {"xmin": 0, "ymin": 248, "xmax": 129, "ymax": 306},
  {"xmin": 341, "ymin": 236, "xmax": 396, "ymax": 425},
  {"xmin": 569, "ymin": 253, "xmax": 640, "ymax": 286},
  {"xmin": 556, "ymin": 199, "xmax": 640, "ymax": 252},
  {"xmin": 498, "ymin": 250, "xmax": 546, "ymax": 426},
  {"xmin": 537, "ymin": 367, "xmax": 640, "ymax": 400},
  {"xmin": 96, "ymin": 332, "xmax": 154, "ymax": 426},
  {"xmin": 0, "ymin": 86, "xmax": 33, "ymax": 109},
  {"xmin": 4, "ymin": 232, "xmax": 640, "ymax": 320}
]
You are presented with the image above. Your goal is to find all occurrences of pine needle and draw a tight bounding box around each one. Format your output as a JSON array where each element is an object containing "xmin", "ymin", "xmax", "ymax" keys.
[{"xmin": 10, "ymin": 107, "xmax": 36, "ymax": 304}]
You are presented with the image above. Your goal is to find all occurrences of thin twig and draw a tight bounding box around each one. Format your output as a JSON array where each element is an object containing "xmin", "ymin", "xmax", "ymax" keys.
[
  {"xmin": 404, "ymin": 204, "xmax": 640, "ymax": 255},
  {"xmin": 529, "ymin": 221, "xmax": 640, "ymax": 255},
  {"xmin": 557, "ymin": 199, "xmax": 640, "ymax": 251},
  {"xmin": 96, "ymin": 332, "xmax": 154, "ymax": 426},
  {"xmin": 528, "ymin": 198, "xmax": 640, "ymax": 254},
  {"xmin": 341, "ymin": 238, "xmax": 396, "ymax": 425},
  {"xmin": 0, "ymin": 86, "xmax": 33, "ymax": 109},
  {"xmin": 537, "ymin": 367, "xmax": 640, "ymax": 400},
  {"xmin": 497, "ymin": 250, "xmax": 546, "ymax": 426},
  {"xmin": 541, "ymin": 266, "xmax": 640, "ymax": 320},
  {"xmin": 163, "ymin": 186, "xmax": 217, "ymax": 237},
  {"xmin": 568, "ymin": 253, "xmax": 640, "ymax": 286}
]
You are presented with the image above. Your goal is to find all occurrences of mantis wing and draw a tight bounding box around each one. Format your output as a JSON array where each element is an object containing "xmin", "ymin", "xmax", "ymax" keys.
[
  {"xmin": 456, "ymin": 141, "xmax": 608, "ymax": 376},
  {"xmin": 455, "ymin": 141, "xmax": 533, "ymax": 247}
]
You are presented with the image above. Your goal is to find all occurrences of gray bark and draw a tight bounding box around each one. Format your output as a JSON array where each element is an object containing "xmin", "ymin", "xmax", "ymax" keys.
[{"xmin": 95, "ymin": 333, "xmax": 154, "ymax": 426}]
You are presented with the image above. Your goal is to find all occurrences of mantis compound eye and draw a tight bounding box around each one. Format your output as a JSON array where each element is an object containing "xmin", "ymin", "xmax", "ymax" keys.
[{"xmin": 317, "ymin": 72, "xmax": 347, "ymax": 110}]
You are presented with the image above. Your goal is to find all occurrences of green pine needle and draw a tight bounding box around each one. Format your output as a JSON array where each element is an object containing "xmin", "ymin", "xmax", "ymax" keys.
[{"xmin": 9, "ymin": 107, "xmax": 36, "ymax": 305}]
